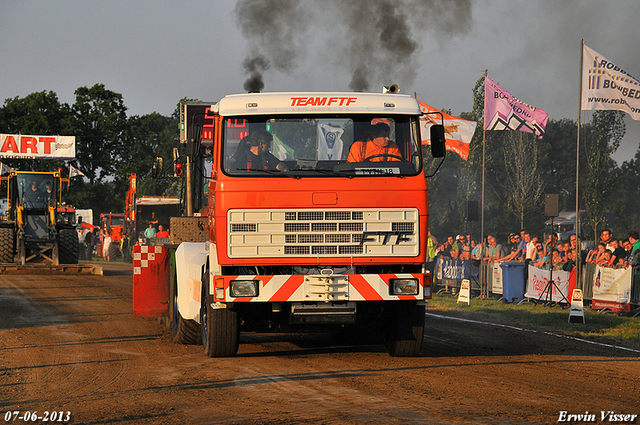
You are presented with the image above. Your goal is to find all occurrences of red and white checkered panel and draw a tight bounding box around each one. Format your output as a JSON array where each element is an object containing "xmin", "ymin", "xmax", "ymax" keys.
[
  {"xmin": 132, "ymin": 245, "xmax": 170, "ymax": 317},
  {"xmin": 133, "ymin": 245, "xmax": 164, "ymax": 275}
]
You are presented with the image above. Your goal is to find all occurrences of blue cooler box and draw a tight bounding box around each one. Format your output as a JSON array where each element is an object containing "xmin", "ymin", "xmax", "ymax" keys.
[{"xmin": 500, "ymin": 262, "xmax": 526, "ymax": 303}]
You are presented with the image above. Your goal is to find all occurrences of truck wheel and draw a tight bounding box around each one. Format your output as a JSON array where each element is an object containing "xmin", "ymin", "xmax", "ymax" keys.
[
  {"xmin": 171, "ymin": 274, "xmax": 201, "ymax": 344},
  {"xmin": 58, "ymin": 229, "xmax": 79, "ymax": 264},
  {"xmin": 384, "ymin": 302, "xmax": 425, "ymax": 357},
  {"xmin": 201, "ymin": 272, "xmax": 239, "ymax": 357},
  {"xmin": 0, "ymin": 228, "xmax": 14, "ymax": 263}
]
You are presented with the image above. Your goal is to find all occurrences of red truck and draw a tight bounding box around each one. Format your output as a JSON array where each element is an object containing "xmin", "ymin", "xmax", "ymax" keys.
[{"xmin": 169, "ymin": 91, "xmax": 445, "ymax": 357}]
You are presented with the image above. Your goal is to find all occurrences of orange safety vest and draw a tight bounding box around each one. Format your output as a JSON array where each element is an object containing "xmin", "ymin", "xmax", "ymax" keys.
[{"xmin": 347, "ymin": 140, "xmax": 401, "ymax": 162}]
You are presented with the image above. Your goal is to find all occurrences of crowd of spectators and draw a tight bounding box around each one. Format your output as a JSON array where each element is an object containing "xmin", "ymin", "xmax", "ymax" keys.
[{"xmin": 427, "ymin": 229, "xmax": 640, "ymax": 273}]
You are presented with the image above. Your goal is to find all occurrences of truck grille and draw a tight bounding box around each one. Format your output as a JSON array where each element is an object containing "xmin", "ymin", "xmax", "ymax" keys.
[{"xmin": 227, "ymin": 208, "xmax": 419, "ymax": 258}]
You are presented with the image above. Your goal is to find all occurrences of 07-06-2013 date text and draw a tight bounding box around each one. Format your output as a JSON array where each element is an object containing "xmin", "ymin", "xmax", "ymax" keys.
[{"xmin": 4, "ymin": 411, "xmax": 71, "ymax": 422}]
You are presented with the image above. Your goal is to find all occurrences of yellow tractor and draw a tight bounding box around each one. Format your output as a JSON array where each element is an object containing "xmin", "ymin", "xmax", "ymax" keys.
[{"xmin": 0, "ymin": 170, "xmax": 78, "ymax": 265}]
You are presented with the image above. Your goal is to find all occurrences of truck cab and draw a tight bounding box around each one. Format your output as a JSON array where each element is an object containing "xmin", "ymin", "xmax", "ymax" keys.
[{"xmin": 174, "ymin": 91, "xmax": 445, "ymax": 357}]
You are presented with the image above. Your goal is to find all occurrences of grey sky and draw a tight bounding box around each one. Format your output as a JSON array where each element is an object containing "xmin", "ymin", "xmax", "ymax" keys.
[{"xmin": 1, "ymin": 0, "xmax": 638, "ymax": 162}]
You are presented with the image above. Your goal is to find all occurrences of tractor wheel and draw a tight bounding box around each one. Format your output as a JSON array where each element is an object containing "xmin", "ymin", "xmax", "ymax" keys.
[
  {"xmin": 0, "ymin": 227, "xmax": 15, "ymax": 263},
  {"xmin": 58, "ymin": 228, "xmax": 79, "ymax": 264},
  {"xmin": 108, "ymin": 243, "xmax": 120, "ymax": 261}
]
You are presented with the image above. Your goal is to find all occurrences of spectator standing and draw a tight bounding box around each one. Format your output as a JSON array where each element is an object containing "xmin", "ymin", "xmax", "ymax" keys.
[
  {"xmin": 519, "ymin": 230, "xmax": 528, "ymax": 252},
  {"xmin": 85, "ymin": 229, "xmax": 94, "ymax": 261},
  {"xmin": 77, "ymin": 229, "xmax": 86, "ymax": 261},
  {"xmin": 144, "ymin": 223, "xmax": 156, "ymax": 241},
  {"xmin": 458, "ymin": 235, "xmax": 471, "ymax": 259},
  {"xmin": 484, "ymin": 235, "xmax": 502, "ymax": 262},
  {"xmin": 501, "ymin": 233, "xmax": 523, "ymax": 262},
  {"xmin": 526, "ymin": 236, "xmax": 538, "ymax": 262},
  {"xmin": 551, "ymin": 249, "xmax": 564, "ymax": 270},
  {"xmin": 562, "ymin": 249, "xmax": 576, "ymax": 272},
  {"xmin": 544, "ymin": 234, "xmax": 558, "ymax": 257},
  {"xmin": 610, "ymin": 240, "xmax": 627, "ymax": 266},
  {"xmin": 156, "ymin": 225, "xmax": 169, "ymax": 238},
  {"xmin": 103, "ymin": 234, "xmax": 112, "ymax": 261},
  {"xmin": 426, "ymin": 231, "xmax": 438, "ymax": 273},
  {"xmin": 121, "ymin": 234, "xmax": 131, "ymax": 263},
  {"xmin": 600, "ymin": 229, "xmax": 614, "ymax": 251},
  {"xmin": 471, "ymin": 241, "xmax": 483, "ymax": 262},
  {"xmin": 629, "ymin": 230, "xmax": 640, "ymax": 305}
]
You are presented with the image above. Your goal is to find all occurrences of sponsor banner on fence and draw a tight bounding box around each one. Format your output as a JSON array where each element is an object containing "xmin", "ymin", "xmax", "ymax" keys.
[
  {"xmin": 435, "ymin": 258, "xmax": 481, "ymax": 284},
  {"xmin": 0, "ymin": 134, "xmax": 76, "ymax": 159},
  {"xmin": 492, "ymin": 263, "xmax": 503, "ymax": 295},
  {"xmin": 525, "ymin": 265, "xmax": 570, "ymax": 303},
  {"xmin": 436, "ymin": 257, "xmax": 467, "ymax": 281},
  {"xmin": 591, "ymin": 265, "xmax": 632, "ymax": 312}
]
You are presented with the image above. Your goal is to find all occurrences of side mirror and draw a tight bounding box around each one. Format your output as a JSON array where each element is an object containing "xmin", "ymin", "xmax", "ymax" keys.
[
  {"xmin": 152, "ymin": 157, "xmax": 164, "ymax": 178},
  {"xmin": 430, "ymin": 124, "xmax": 446, "ymax": 158}
]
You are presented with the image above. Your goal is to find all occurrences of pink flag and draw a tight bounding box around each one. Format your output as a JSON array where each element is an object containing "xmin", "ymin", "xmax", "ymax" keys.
[{"xmin": 484, "ymin": 77, "xmax": 548, "ymax": 138}]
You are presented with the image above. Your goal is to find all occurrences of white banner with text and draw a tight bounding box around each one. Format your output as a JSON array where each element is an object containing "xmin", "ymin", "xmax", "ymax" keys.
[{"xmin": 0, "ymin": 134, "xmax": 76, "ymax": 159}]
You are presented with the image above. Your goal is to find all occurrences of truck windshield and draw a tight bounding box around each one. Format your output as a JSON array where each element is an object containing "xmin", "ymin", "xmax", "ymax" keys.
[{"xmin": 222, "ymin": 115, "xmax": 422, "ymax": 177}]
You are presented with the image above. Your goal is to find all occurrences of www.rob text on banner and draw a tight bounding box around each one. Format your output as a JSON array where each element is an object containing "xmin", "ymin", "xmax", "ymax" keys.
[{"xmin": 582, "ymin": 44, "xmax": 640, "ymax": 120}]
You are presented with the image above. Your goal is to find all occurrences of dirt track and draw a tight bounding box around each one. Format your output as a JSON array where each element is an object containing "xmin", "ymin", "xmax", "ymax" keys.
[{"xmin": 1, "ymin": 262, "xmax": 639, "ymax": 424}]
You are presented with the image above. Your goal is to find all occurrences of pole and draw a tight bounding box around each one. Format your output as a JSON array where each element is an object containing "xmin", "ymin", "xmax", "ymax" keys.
[
  {"xmin": 186, "ymin": 154, "xmax": 193, "ymax": 216},
  {"xmin": 575, "ymin": 39, "xmax": 584, "ymax": 294},
  {"xmin": 481, "ymin": 70, "xmax": 487, "ymax": 297}
]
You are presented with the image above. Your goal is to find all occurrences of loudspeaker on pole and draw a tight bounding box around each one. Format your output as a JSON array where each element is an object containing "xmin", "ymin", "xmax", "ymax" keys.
[
  {"xmin": 545, "ymin": 194, "xmax": 559, "ymax": 217},
  {"xmin": 466, "ymin": 200, "xmax": 478, "ymax": 222}
]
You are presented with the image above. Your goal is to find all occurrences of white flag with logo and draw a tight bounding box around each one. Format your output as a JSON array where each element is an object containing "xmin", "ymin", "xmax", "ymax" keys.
[
  {"xmin": 0, "ymin": 162, "xmax": 13, "ymax": 175},
  {"xmin": 317, "ymin": 123, "xmax": 344, "ymax": 160},
  {"xmin": 582, "ymin": 44, "xmax": 640, "ymax": 120},
  {"xmin": 69, "ymin": 164, "xmax": 85, "ymax": 177}
]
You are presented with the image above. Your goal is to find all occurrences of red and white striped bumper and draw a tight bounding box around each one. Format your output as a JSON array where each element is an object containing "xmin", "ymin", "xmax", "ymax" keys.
[{"xmin": 210, "ymin": 273, "xmax": 432, "ymax": 302}]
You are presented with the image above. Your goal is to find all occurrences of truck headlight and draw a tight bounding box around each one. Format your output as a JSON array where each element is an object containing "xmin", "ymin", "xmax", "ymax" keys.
[
  {"xmin": 230, "ymin": 280, "xmax": 259, "ymax": 298},
  {"xmin": 390, "ymin": 278, "xmax": 418, "ymax": 296}
]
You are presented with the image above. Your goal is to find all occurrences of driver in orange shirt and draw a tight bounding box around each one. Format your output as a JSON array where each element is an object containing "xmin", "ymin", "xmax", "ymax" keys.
[{"xmin": 347, "ymin": 122, "xmax": 402, "ymax": 162}]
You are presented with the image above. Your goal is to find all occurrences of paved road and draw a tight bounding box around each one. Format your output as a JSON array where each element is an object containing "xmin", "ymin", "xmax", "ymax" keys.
[{"xmin": 1, "ymin": 262, "xmax": 639, "ymax": 424}]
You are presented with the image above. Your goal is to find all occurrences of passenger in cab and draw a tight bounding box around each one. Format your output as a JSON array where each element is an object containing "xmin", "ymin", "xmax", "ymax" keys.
[
  {"xmin": 233, "ymin": 131, "xmax": 287, "ymax": 172},
  {"xmin": 347, "ymin": 122, "xmax": 402, "ymax": 163}
]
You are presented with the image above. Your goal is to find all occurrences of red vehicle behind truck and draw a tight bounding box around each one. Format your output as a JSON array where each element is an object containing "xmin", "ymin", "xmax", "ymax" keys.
[
  {"xmin": 99, "ymin": 212, "xmax": 125, "ymax": 260},
  {"xmin": 170, "ymin": 91, "xmax": 445, "ymax": 357}
]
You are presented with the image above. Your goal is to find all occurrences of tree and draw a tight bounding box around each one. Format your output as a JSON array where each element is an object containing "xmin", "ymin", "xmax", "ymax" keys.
[
  {"xmin": 63, "ymin": 84, "xmax": 128, "ymax": 185},
  {"xmin": 583, "ymin": 111, "xmax": 625, "ymax": 240},
  {"xmin": 121, "ymin": 112, "xmax": 179, "ymax": 198},
  {"xmin": 611, "ymin": 148, "xmax": 640, "ymax": 234},
  {"xmin": 502, "ymin": 131, "xmax": 545, "ymax": 229}
]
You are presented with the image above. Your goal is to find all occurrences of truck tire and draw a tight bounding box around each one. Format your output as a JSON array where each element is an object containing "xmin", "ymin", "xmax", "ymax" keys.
[
  {"xmin": 201, "ymin": 272, "xmax": 239, "ymax": 357},
  {"xmin": 58, "ymin": 229, "xmax": 79, "ymax": 264},
  {"xmin": 171, "ymin": 275, "xmax": 201, "ymax": 344},
  {"xmin": 384, "ymin": 302, "xmax": 425, "ymax": 357},
  {"xmin": 0, "ymin": 227, "xmax": 14, "ymax": 263}
]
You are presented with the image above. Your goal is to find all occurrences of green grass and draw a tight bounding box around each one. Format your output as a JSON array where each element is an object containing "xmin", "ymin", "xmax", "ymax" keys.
[{"xmin": 426, "ymin": 292, "xmax": 640, "ymax": 349}]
